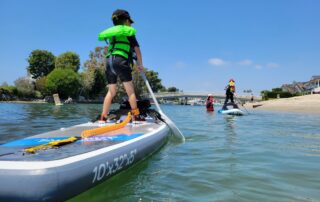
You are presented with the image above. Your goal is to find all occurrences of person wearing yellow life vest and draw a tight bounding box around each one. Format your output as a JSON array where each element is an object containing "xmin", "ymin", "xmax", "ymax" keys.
[
  {"xmin": 98, "ymin": 9, "xmax": 144, "ymax": 121},
  {"xmin": 222, "ymin": 79, "xmax": 238, "ymax": 110}
]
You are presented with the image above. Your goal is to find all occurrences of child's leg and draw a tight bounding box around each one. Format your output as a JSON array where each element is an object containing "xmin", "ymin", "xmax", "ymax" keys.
[
  {"xmin": 230, "ymin": 94, "xmax": 234, "ymax": 103},
  {"xmin": 123, "ymin": 81, "xmax": 138, "ymax": 114},
  {"xmin": 101, "ymin": 84, "xmax": 117, "ymax": 119},
  {"xmin": 224, "ymin": 94, "xmax": 229, "ymax": 104}
]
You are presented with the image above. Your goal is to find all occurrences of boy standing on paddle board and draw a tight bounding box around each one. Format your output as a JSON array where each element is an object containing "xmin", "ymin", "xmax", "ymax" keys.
[
  {"xmin": 98, "ymin": 9, "xmax": 144, "ymax": 121},
  {"xmin": 222, "ymin": 79, "xmax": 238, "ymax": 110}
]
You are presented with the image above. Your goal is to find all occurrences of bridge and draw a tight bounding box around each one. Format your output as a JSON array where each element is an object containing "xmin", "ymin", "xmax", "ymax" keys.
[{"xmin": 142, "ymin": 92, "xmax": 261, "ymax": 104}]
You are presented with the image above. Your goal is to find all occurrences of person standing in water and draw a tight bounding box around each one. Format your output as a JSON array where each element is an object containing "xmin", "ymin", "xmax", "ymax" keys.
[
  {"xmin": 222, "ymin": 79, "xmax": 238, "ymax": 110},
  {"xmin": 206, "ymin": 94, "xmax": 215, "ymax": 112},
  {"xmin": 98, "ymin": 9, "xmax": 144, "ymax": 121}
]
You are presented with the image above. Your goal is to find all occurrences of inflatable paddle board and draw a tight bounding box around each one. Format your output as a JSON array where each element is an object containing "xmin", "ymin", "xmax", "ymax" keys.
[
  {"xmin": 0, "ymin": 112, "xmax": 170, "ymax": 201},
  {"xmin": 218, "ymin": 108, "xmax": 245, "ymax": 116}
]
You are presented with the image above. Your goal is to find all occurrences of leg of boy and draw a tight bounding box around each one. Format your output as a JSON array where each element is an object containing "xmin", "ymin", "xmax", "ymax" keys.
[
  {"xmin": 123, "ymin": 81, "xmax": 138, "ymax": 113},
  {"xmin": 224, "ymin": 94, "xmax": 229, "ymax": 104},
  {"xmin": 230, "ymin": 94, "xmax": 234, "ymax": 104},
  {"xmin": 101, "ymin": 84, "xmax": 117, "ymax": 120}
]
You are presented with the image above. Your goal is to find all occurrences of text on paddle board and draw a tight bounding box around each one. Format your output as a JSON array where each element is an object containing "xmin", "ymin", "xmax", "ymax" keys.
[{"xmin": 92, "ymin": 149, "xmax": 137, "ymax": 183}]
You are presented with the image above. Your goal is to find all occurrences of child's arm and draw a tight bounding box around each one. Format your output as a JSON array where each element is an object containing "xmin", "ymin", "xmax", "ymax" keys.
[
  {"xmin": 128, "ymin": 35, "xmax": 144, "ymax": 71},
  {"xmin": 134, "ymin": 46, "xmax": 144, "ymax": 71}
]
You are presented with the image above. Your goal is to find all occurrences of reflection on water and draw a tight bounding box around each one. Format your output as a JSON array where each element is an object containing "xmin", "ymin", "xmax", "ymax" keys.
[
  {"xmin": 223, "ymin": 116, "xmax": 237, "ymax": 176},
  {"xmin": 1, "ymin": 103, "xmax": 320, "ymax": 201},
  {"xmin": 224, "ymin": 116, "xmax": 237, "ymax": 144}
]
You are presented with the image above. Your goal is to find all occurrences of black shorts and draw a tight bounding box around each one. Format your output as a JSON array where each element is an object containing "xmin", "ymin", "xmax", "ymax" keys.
[{"xmin": 106, "ymin": 55, "xmax": 132, "ymax": 84}]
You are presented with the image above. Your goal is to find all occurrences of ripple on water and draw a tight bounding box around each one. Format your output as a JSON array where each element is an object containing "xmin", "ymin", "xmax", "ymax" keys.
[{"xmin": 1, "ymin": 104, "xmax": 320, "ymax": 201}]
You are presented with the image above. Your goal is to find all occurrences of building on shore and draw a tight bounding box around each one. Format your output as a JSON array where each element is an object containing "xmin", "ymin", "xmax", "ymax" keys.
[
  {"xmin": 281, "ymin": 75, "xmax": 320, "ymax": 94},
  {"xmin": 310, "ymin": 75, "xmax": 320, "ymax": 93}
]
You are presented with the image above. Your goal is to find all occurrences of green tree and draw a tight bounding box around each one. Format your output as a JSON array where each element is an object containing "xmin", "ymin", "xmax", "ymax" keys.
[
  {"xmin": 81, "ymin": 47, "xmax": 108, "ymax": 98},
  {"xmin": 55, "ymin": 52, "xmax": 80, "ymax": 72},
  {"xmin": 80, "ymin": 68, "xmax": 106, "ymax": 98},
  {"xmin": 145, "ymin": 70, "xmax": 165, "ymax": 93},
  {"xmin": 27, "ymin": 50, "xmax": 55, "ymax": 79},
  {"xmin": 35, "ymin": 76, "xmax": 47, "ymax": 96},
  {"xmin": 1, "ymin": 86, "xmax": 17, "ymax": 95},
  {"xmin": 34, "ymin": 91, "xmax": 42, "ymax": 99},
  {"xmin": 272, "ymin": 88, "xmax": 282, "ymax": 92},
  {"xmin": 84, "ymin": 47, "xmax": 107, "ymax": 71},
  {"xmin": 80, "ymin": 69, "xmax": 95, "ymax": 97},
  {"xmin": 261, "ymin": 88, "xmax": 296, "ymax": 100},
  {"xmin": 167, "ymin": 87, "xmax": 179, "ymax": 92},
  {"xmin": 0, "ymin": 86, "xmax": 17, "ymax": 100},
  {"xmin": 91, "ymin": 69, "xmax": 106, "ymax": 97},
  {"xmin": 46, "ymin": 68, "xmax": 81, "ymax": 98},
  {"xmin": 260, "ymin": 90, "xmax": 269, "ymax": 100},
  {"xmin": 159, "ymin": 86, "xmax": 166, "ymax": 92},
  {"xmin": 14, "ymin": 77, "xmax": 35, "ymax": 98}
]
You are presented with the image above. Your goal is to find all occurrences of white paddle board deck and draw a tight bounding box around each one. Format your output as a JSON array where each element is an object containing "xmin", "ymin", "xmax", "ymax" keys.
[{"xmin": 0, "ymin": 120, "xmax": 170, "ymax": 201}]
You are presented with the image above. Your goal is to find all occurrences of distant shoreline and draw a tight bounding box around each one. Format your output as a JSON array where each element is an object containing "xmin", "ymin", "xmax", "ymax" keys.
[
  {"xmin": 3, "ymin": 95, "xmax": 320, "ymax": 116},
  {"xmin": 0, "ymin": 100, "xmax": 48, "ymax": 104},
  {"xmin": 0, "ymin": 100, "xmax": 104, "ymax": 104},
  {"xmin": 244, "ymin": 94, "xmax": 320, "ymax": 115}
]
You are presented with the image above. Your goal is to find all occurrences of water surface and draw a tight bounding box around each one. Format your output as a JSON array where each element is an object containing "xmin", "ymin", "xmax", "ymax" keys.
[{"xmin": 0, "ymin": 103, "xmax": 319, "ymax": 201}]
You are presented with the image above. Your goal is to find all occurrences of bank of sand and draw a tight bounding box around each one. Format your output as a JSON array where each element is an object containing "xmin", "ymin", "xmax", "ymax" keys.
[{"xmin": 244, "ymin": 94, "xmax": 320, "ymax": 114}]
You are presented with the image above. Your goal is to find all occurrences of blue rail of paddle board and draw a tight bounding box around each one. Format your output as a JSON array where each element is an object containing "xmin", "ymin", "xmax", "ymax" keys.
[
  {"xmin": 2, "ymin": 137, "xmax": 70, "ymax": 147},
  {"xmin": 81, "ymin": 134, "xmax": 143, "ymax": 142},
  {"xmin": 1, "ymin": 134, "xmax": 144, "ymax": 147}
]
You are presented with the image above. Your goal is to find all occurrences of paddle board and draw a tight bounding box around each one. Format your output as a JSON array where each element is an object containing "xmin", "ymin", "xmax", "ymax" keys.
[
  {"xmin": 0, "ymin": 115, "xmax": 169, "ymax": 201},
  {"xmin": 218, "ymin": 108, "xmax": 245, "ymax": 116}
]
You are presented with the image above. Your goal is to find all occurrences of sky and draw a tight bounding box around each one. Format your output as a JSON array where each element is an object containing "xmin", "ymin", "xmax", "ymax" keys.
[{"xmin": 0, "ymin": 0, "xmax": 319, "ymax": 95}]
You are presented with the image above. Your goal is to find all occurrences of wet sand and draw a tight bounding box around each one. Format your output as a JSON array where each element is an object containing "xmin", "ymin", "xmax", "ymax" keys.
[{"xmin": 244, "ymin": 94, "xmax": 320, "ymax": 114}]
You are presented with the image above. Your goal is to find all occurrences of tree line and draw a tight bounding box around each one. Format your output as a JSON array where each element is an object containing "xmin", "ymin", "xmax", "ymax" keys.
[
  {"xmin": 260, "ymin": 88, "xmax": 299, "ymax": 100},
  {"xmin": 0, "ymin": 47, "xmax": 180, "ymax": 102}
]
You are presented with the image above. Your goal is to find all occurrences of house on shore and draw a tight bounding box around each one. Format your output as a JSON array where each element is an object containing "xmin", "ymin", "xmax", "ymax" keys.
[
  {"xmin": 281, "ymin": 75, "xmax": 320, "ymax": 94},
  {"xmin": 310, "ymin": 75, "xmax": 320, "ymax": 93}
]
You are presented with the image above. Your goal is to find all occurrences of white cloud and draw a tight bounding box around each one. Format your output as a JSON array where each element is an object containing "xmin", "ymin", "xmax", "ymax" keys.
[
  {"xmin": 266, "ymin": 63, "xmax": 279, "ymax": 68},
  {"xmin": 208, "ymin": 58, "xmax": 225, "ymax": 66},
  {"xmin": 254, "ymin": 65, "xmax": 263, "ymax": 69},
  {"xmin": 238, "ymin": 59, "xmax": 253, "ymax": 66},
  {"xmin": 207, "ymin": 57, "xmax": 279, "ymax": 70}
]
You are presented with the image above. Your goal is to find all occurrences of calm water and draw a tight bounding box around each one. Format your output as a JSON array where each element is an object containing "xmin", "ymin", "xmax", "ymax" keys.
[{"xmin": 0, "ymin": 103, "xmax": 320, "ymax": 202}]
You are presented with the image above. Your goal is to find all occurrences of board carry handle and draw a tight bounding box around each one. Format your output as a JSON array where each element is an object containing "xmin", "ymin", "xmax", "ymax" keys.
[
  {"xmin": 81, "ymin": 112, "xmax": 132, "ymax": 138},
  {"xmin": 24, "ymin": 136, "xmax": 79, "ymax": 154},
  {"xmin": 24, "ymin": 113, "xmax": 132, "ymax": 153}
]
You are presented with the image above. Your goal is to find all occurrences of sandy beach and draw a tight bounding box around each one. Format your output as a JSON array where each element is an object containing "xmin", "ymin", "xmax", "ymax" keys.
[{"xmin": 244, "ymin": 94, "xmax": 320, "ymax": 114}]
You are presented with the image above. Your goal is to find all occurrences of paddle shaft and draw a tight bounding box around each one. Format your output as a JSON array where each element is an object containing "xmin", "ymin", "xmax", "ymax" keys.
[
  {"xmin": 139, "ymin": 71, "xmax": 185, "ymax": 141},
  {"xmin": 139, "ymin": 73, "xmax": 162, "ymax": 113},
  {"xmin": 234, "ymin": 95, "xmax": 250, "ymax": 114}
]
